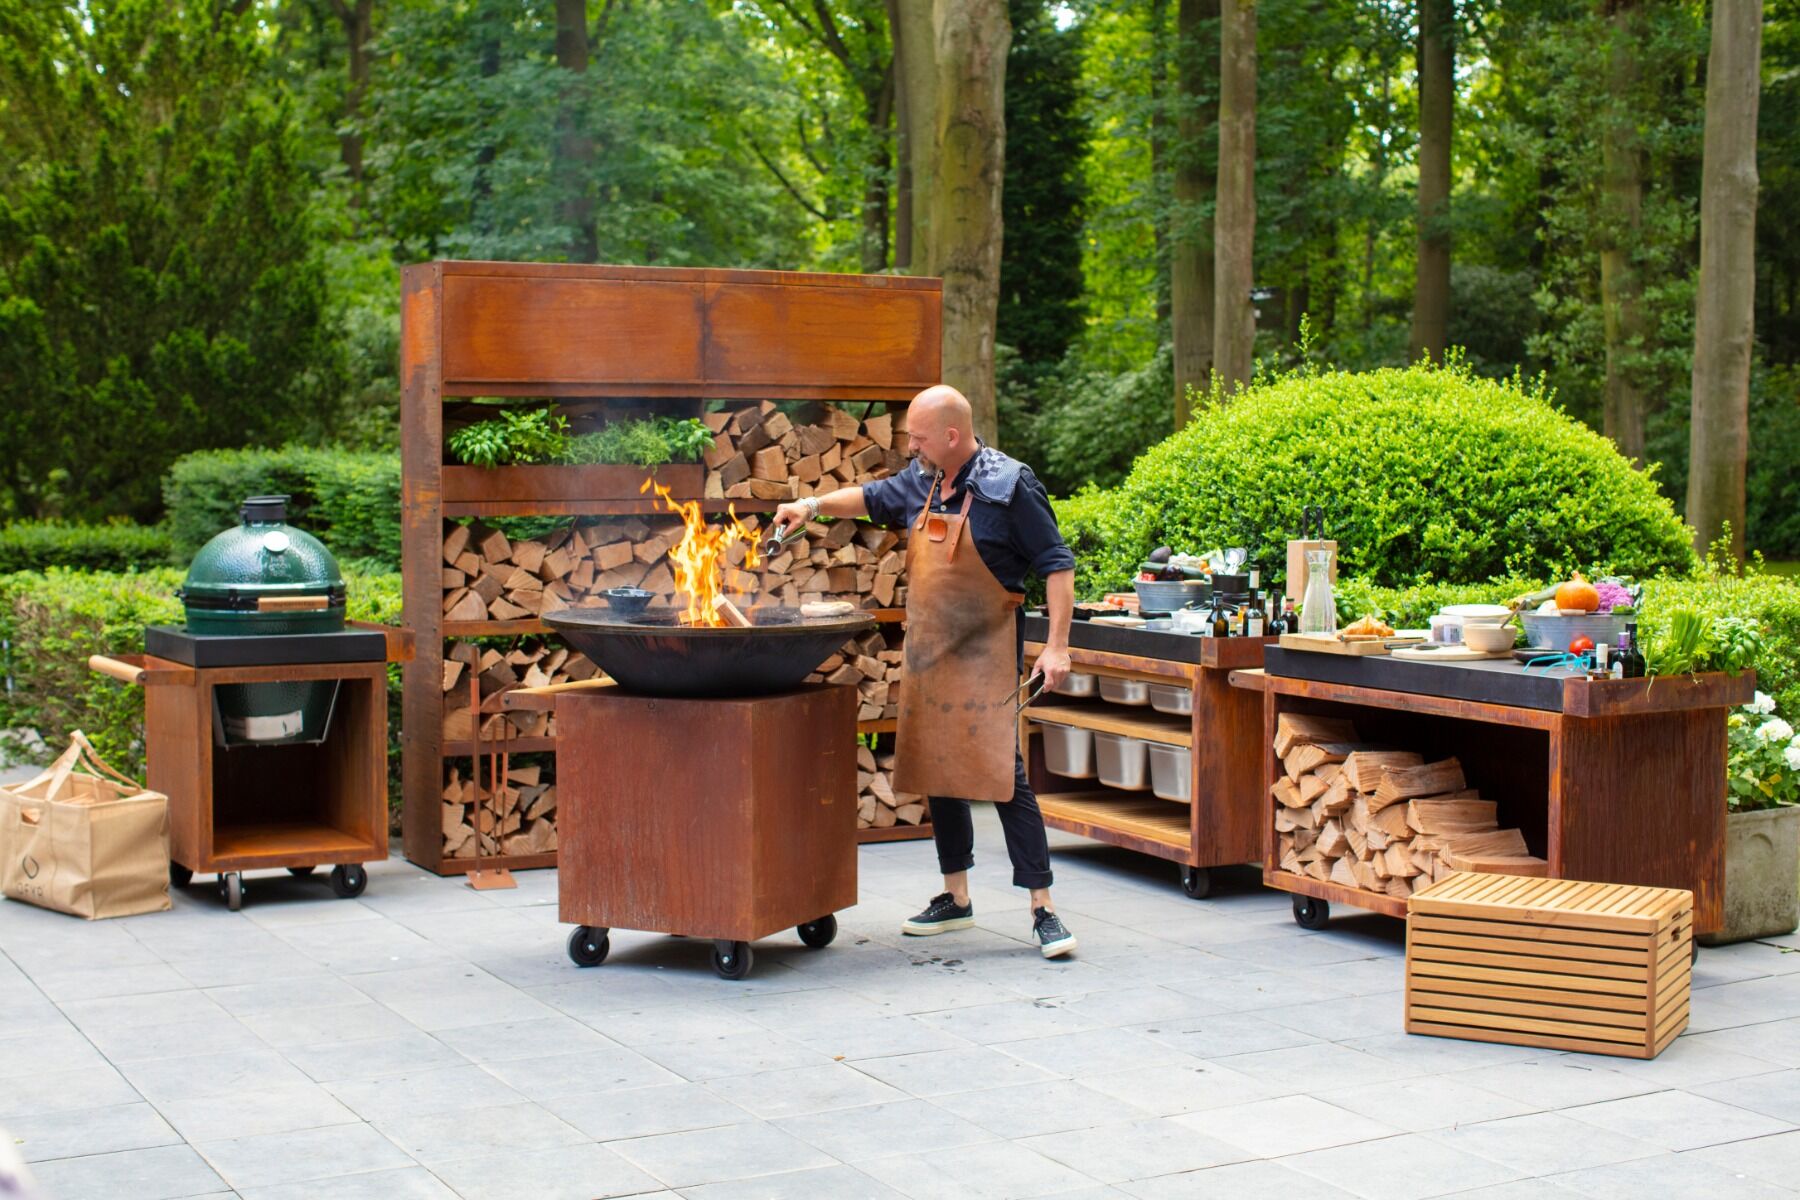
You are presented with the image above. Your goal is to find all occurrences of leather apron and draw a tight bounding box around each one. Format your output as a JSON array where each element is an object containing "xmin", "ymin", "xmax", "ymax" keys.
[{"xmin": 892, "ymin": 472, "xmax": 1025, "ymax": 803}]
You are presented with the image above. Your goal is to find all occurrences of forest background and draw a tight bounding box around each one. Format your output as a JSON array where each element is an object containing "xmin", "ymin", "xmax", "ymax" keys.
[{"xmin": 2, "ymin": 0, "xmax": 1796, "ymax": 560}]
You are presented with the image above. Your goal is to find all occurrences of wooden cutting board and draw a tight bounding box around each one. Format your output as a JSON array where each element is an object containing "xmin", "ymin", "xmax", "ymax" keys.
[
  {"xmin": 1390, "ymin": 644, "xmax": 1514, "ymax": 662},
  {"xmin": 1278, "ymin": 632, "xmax": 1420, "ymax": 656}
]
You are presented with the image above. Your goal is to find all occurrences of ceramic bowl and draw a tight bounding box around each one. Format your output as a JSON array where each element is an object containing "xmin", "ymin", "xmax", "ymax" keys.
[{"xmin": 1461, "ymin": 621, "xmax": 1517, "ymax": 653}]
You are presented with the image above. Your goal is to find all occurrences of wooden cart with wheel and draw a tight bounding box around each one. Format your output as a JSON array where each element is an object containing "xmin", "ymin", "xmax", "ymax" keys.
[{"xmin": 88, "ymin": 623, "xmax": 411, "ymax": 910}]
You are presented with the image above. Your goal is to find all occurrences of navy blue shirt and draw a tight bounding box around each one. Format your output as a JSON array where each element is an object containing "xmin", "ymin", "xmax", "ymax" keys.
[{"xmin": 861, "ymin": 446, "xmax": 1075, "ymax": 592}]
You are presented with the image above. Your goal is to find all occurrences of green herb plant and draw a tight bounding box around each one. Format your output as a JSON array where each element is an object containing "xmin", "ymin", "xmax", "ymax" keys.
[
  {"xmin": 564, "ymin": 418, "xmax": 713, "ymax": 468},
  {"xmin": 447, "ymin": 408, "xmax": 571, "ymax": 468}
]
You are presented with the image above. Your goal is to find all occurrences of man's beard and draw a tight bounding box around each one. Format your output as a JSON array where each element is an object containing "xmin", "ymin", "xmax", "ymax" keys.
[{"xmin": 913, "ymin": 450, "xmax": 936, "ymax": 475}]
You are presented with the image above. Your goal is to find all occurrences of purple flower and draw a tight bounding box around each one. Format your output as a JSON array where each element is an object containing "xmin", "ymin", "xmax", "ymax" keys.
[{"xmin": 1593, "ymin": 580, "xmax": 1634, "ymax": 613}]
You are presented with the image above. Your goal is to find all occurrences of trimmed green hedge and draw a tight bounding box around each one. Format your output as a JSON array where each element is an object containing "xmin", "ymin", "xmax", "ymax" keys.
[
  {"xmin": 0, "ymin": 520, "xmax": 172, "ymax": 573},
  {"xmin": 1074, "ymin": 361, "xmax": 1699, "ymax": 592},
  {"xmin": 163, "ymin": 446, "xmax": 401, "ymax": 568},
  {"xmin": 0, "ymin": 569, "xmax": 403, "ymax": 803}
]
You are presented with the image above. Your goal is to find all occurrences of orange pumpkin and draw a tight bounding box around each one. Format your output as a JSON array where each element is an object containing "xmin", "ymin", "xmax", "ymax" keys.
[{"xmin": 1555, "ymin": 573, "xmax": 1600, "ymax": 613}]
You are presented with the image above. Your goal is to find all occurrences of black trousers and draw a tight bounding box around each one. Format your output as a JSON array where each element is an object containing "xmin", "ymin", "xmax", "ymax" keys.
[{"xmin": 929, "ymin": 747, "xmax": 1054, "ymax": 890}]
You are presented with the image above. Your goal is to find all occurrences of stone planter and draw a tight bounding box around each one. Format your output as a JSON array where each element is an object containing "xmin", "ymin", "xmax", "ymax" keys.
[{"xmin": 1699, "ymin": 805, "xmax": 1800, "ymax": 946}]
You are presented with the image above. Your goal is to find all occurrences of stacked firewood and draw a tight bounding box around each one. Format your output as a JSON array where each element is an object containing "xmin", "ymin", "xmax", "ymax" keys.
[
  {"xmin": 442, "ymin": 761, "xmax": 558, "ymax": 860},
  {"xmin": 856, "ymin": 740, "xmax": 927, "ymax": 829},
  {"xmin": 1272, "ymin": 713, "xmax": 1548, "ymax": 898},
  {"xmin": 703, "ymin": 402, "xmax": 907, "ymax": 502},
  {"xmin": 737, "ymin": 519, "xmax": 907, "ymax": 610},
  {"xmin": 807, "ymin": 624, "xmax": 905, "ymax": 724},
  {"xmin": 440, "ymin": 640, "xmax": 597, "ymax": 743}
]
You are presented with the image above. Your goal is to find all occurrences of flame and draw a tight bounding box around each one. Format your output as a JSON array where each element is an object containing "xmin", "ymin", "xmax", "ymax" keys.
[{"xmin": 641, "ymin": 477, "xmax": 763, "ymax": 626}]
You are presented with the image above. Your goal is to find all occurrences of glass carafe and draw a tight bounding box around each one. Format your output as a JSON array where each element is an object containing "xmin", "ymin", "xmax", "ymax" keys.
[{"xmin": 1299, "ymin": 548, "xmax": 1337, "ymax": 634}]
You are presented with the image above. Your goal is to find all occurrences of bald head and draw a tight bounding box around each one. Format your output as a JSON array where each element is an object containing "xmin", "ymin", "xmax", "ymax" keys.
[{"xmin": 907, "ymin": 384, "xmax": 977, "ymax": 476}]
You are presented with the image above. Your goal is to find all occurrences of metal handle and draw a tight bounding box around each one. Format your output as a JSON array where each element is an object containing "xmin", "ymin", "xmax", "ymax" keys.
[
  {"xmin": 256, "ymin": 595, "xmax": 330, "ymax": 613},
  {"xmin": 87, "ymin": 655, "xmax": 145, "ymax": 686}
]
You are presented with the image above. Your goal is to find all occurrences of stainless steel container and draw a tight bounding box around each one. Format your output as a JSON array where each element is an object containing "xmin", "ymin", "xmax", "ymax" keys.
[
  {"xmin": 1052, "ymin": 671, "xmax": 1097, "ymax": 697},
  {"xmin": 1148, "ymin": 743, "xmax": 1192, "ymax": 802},
  {"xmin": 1041, "ymin": 724, "xmax": 1097, "ymax": 778},
  {"xmin": 1095, "ymin": 732, "xmax": 1150, "ymax": 790},
  {"xmin": 1134, "ymin": 579, "xmax": 1208, "ymax": 614},
  {"xmin": 1148, "ymin": 682, "xmax": 1193, "ymax": 715},
  {"xmin": 1099, "ymin": 676, "xmax": 1150, "ymax": 706}
]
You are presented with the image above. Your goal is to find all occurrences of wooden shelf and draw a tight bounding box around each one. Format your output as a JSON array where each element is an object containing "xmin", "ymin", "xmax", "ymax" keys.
[
  {"xmin": 858, "ymin": 824, "xmax": 932, "ymax": 843},
  {"xmin": 1039, "ymin": 793, "xmax": 1191, "ymax": 859},
  {"xmin": 424, "ymin": 851, "xmax": 560, "ymax": 877},
  {"xmin": 442, "ymin": 736, "xmax": 557, "ymax": 757},
  {"xmin": 1025, "ymin": 704, "xmax": 1191, "ymax": 747},
  {"xmin": 1265, "ymin": 869, "xmax": 1409, "ymax": 920},
  {"xmin": 210, "ymin": 822, "xmax": 373, "ymax": 867},
  {"xmin": 858, "ymin": 718, "xmax": 897, "ymax": 734}
]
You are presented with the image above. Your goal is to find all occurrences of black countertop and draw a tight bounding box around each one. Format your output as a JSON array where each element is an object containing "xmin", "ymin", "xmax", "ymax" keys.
[
  {"xmin": 1022, "ymin": 612, "xmax": 1213, "ymax": 664},
  {"xmin": 1261, "ymin": 645, "xmax": 1583, "ymax": 711}
]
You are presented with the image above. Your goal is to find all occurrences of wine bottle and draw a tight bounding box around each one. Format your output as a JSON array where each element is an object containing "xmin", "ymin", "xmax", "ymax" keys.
[
  {"xmin": 1244, "ymin": 589, "xmax": 1267, "ymax": 638},
  {"xmin": 1618, "ymin": 623, "xmax": 1647, "ymax": 679}
]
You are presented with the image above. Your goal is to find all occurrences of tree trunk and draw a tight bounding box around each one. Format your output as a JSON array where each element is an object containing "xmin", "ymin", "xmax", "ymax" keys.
[
  {"xmin": 329, "ymin": 0, "xmax": 373, "ymax": 189},
  {"xmin": 931, "ymin": 0, "xmax": 1011, "ymax": 441},
  {"xmin": 1171, "ymin": 0, "xmax": 1219, "ymax": 424},
  {"xmin": 1150, "ymin": 0, "xmax": 1172, "ymax": 326},
  {"xmin": 889, "ymin": 0, "xmax": 915, "ymax": 270},
  {"xmin": 1687, "ymin": 0, "xmax": 1761, "ymax": 563},
  {"xmin": 1212, "ymin": 0, "xmax": 1256, "ymax": 390},
  {"xmin": 554, "ymin": 0, "xmax": 597, "ymax": 263},
  {"xmin": 895, "ymin": 0, "xmax": 940, "ymax": 275},
  {"xmin": 1599, "ymin": 0, "xmax": 1649, "ymax": 466},
  {"xmin": 1409, "ymin": 0, "xmax": 1452, "ymax": 364},
  {"xmin": 861, "ymin": 64, "xmax": 896, "ymax": 273}
]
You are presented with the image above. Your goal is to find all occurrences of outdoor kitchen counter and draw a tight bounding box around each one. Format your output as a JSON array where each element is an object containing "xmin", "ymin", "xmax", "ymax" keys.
[
  {"xmin": 1019, "ymin": 614, "xmax": 1272, "ymax": 899},
  {"xmin": 1231, "ymin": 647, "xmax": 1755, "ymax": 934}
]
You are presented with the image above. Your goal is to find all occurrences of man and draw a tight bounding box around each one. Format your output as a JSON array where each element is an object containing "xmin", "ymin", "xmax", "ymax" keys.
[{"xmin": 771, "ymin": 385, "xmax": 1079, "ymax": 957}]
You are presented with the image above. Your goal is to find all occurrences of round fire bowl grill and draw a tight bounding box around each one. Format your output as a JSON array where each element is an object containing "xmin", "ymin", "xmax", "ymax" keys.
[{"xmin": 543, "ymin": 606, "xmax": 876, "ymax": 698}]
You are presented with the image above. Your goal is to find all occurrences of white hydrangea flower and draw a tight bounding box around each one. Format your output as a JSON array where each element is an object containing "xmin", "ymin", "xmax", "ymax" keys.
[
  {"xmin": 1751, "ymin": 691, "xmax": 1778, "ymax": 715},
  {"xmin": 1757, "ymin": 718, "xmax": 1795, "ymax": 743},
  {"xmin": 1787, "ymin": 744, "xmax": 1800, "ymax": 772}
]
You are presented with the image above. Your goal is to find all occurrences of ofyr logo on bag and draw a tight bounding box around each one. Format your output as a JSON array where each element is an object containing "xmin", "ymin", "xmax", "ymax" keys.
[{"xmin": 19, "ymin": 856, "xmax": 37, "ymax": 880}]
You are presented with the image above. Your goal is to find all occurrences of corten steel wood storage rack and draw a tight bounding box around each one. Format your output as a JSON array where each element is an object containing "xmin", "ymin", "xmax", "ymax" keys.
[
  {"xmin": 1232, "ymin": 651, "xmax": 1753, "ymax": 936},
  {"xmin": 400, "ymin": 261, "xmax": 942, "ymax": 875},
  {"xmin": 1021, "ymin": 622, "xmax": 1271, "ymax": 899}
]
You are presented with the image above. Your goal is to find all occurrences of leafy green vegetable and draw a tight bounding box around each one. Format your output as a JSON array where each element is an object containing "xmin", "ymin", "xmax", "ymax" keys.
[
  {"xmin": 564, "ymin": 418, "xmax": 714, "ymax": 468},
  {"xmin": 447, "ymin": 409, "xmax": 571, "ymax": 468}
]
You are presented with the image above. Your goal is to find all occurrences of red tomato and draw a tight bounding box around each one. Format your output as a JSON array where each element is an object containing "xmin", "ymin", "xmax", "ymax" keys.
[{"xmin": 1569, "ymin": 635, "xmax": 1595, "ymax": 655}]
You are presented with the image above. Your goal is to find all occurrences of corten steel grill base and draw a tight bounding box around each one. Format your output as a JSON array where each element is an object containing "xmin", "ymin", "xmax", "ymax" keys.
[{"xmin": 556, "ymin": 684, "xmax": 858, "ymax": 979}]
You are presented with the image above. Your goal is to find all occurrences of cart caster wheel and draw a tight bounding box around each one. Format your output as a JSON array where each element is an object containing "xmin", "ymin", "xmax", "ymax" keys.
[
  {"xmin": 567, "ymin": 926, "xmax": 610, "ymax": 967},
  {"xmin": 1292, "ymin": 895, "xmax": 1329, "ymax": 930},
  {"xmin": 1179, "ymin": 866, "xmax": 1211, "ymax": 900},
  {"xmin": 329, "ymin": 864, "xmax": 367, "ymax": 898},
  {"xmin": 287, "ymin": 866, "xmax": 316, "ymax": 878},
  {"xmin": 170, "ymin": 862, "xmax": 193, "ymax": 888},
  {"xmin": 712, "ymin": 940, "xmax": 754, "ymax": 980},
  {"xmin": 217, "ymin": 872, "xmax": 243, "ymax": 911},
  {"xmin": 797, "ymin": 915, "xmax": 837, "ymax": 949},
  {"xmin": 1692, "ymin": 940, "xmax": 1701, "ymax": 965}
]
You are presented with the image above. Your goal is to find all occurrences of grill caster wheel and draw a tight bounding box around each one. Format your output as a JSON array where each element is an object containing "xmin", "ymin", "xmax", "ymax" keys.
[
  {"xmin": 797, "ymin": 915, "xmax": 837, "ymax": 948},
  {"xmin": 712, "ymin": 940, "xmax": 754, "ymax": 980},
  {"xmin": 217, "ymin": 872, "xmax": 243, "ymax": 911},
  {"xmin": 1179, "ymin": 866, "xmax": 1211, "ymax": 899},
  {"xmin": 329, "ymin": 864, "xmax": 367, "ymax": 898},
  {"xmin": 170, "ymin": 862, "xmax": 193, "ymax": 888},
  {"xmin": 568, "ymin": 926, "xmax": 610, "ymax": 967},
  {"xmin": 287, "ymin": 866, "xmax": 316, "ymax": 878},
  {"xmin": 1292, "ymin": 896, "xmax": 1329, "ymax": 930}
]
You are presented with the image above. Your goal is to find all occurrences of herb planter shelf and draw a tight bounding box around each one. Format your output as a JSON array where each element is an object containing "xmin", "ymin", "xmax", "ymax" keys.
[{"xmin": 442, "ymin": 464, "xmax": 703, "ymax": 511}]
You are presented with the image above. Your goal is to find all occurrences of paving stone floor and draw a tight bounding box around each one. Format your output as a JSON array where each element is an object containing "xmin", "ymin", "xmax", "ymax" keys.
[{"xmin": 4, "ymin": 811, "xmax": 1800, "ymax": 1199}]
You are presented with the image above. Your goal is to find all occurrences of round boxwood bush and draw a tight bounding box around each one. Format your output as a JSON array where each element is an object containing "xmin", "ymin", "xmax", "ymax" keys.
[{"xmin": 1081, "ymin": 361, "xmax": 1699, "ymax": 590}]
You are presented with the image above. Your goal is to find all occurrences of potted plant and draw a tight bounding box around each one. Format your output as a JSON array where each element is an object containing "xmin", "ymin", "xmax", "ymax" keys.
[
  {"xmin": 442, "ymin": 411, "xmax": 709, "ymax": 504},
  {"xmin": 1701, "ymin": 690, "xmax": 1800, "ymax": 945}
]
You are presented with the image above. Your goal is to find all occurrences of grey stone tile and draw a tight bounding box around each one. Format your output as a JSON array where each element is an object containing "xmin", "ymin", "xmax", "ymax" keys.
[
  {"xmin": 1259, "ymin": 992, "xmax": 1407, "ymax": 1041},
  {"xmin": 62, "ymin": 989, "xmax": 227, "ymax": 1031},
  {"xmin": 326, "ymin": 1064, "xmax": 527, "ymax": 1122},
  {"xmin": 1683, "ymin": 1018, "xmax": 1800, "ymax": 1069},
  {"xmin": 932, "ymin": 1078, "xmax": 1147, "ymax": 1138},
  {"xmin": 192, "ymin": 1121, "xmax": 412, "ymax": 1189},
  {"xmin": 1082, "ymin": 1062, "xmax": 1291, "ymax": 1116},
  {"xmin": 781, "ymin": 1013, "xmax": 974, "ymax": 1059},
  {"xmin": 29, "ymin": 962, "xmax": 193, "ymax": 1003},
  {"xmin": 1686, "ymin": 1129, "xmax": 1800, "ymax": 1189},
  {"xmin": 154, "ymin": 1080, "xmax": 361, "ymax": 1143},
  {"xmin": 636, "ymin": 1029, "xmax": 836, "ymax": 1082},
  {"xmin": 272, "ymin": 918, "xmax": 458, "ymax": 975},
  {"xmin": 1127, "ymin": 1011, "xmax": 1318, "ymax": 1058},
  {"xmin": 81, "ymin": 1014, "xmax": 267, "ymax": 1064},
  {"xmin": 1340, "ymin": 1031, "xmax": 1548, "ymax": 1074},
  {"xmin": 1561, "ymin": 1090, "xmax": 1794, "ymax": 1152},
  {"xmin": 1446, "ymin": 1060, "xmax": 1659, "ymax": 1109},
  {"xmin": 1596, "ymin": 1037, "xmax": 1784, "ymax": 1087},
  {"xmin": 164, "ymin": 947, "xmax": 336, "ymax": 990},
  {"xmin": 238, "ymin": 1165, "xmax": 460, "ymax": 1199},
  {"xmin": 1428, "ymin": 1113, "xmax": 1663, "ymax": 1175},
  {"xmin": 845, "ymin": 1043, "xmax": 1058, "ymax": 1097},
  {"xmin": 347, "ymin": 963, "xmax": 557, "ymax": 1032},
  {"xmin": 915, "ymin": 997, "xmax": 1104, "ymax": 1043},
  {"xmin": 477, "ymin": 1045, "xmax": 681, "ymax": 1100},
  {"xmin": 28, "ymin": 1144, "xmax": 226, "ymax": 1200},
  {"xmin": 574, "ymin": 1000, "xmax": 769, "ymax": 1047},
  {"xmin": 0, "ymin": 1063, "xmax": 139, "ymax": 1118},
  {"xmin": 1315, "ymin": 1075, "xmax": 1540, "ymax": 1133},
  {"xmin": 205, "ymin": 975, "xmax": 372, "ymax": 1015},
  {"xmin": 995, "ymin": 1027, "xmax": 1200, "ymax": 1076},
  {"xmin": 1283, "ymin": 1131, "xmax": 1524, "ymax": 1199},
  {"xmin": 1045, "ymin": 984, "xmax": 1224, "ymax": 1026},
  {"xmin": 1214, "ymin": 1042, "xmax": 1419, "ymax": 1091},
  {"xmin": 434, "ymin": 1013, "xmax": 628, "ymax": 1061},
  {"xmin": 1694, "ymin": 1066, "xmax": 1800, "ymax": 1123},
  {"xmin": 9, "ymin": 1101, "xmax": 179, "ymax": 1162},
  {"xmin": 284, "ymin": 1031, "xmax": 470, "ymax": 1083},
  {"xmin": 1120, "ymin": 1160, "xmax": 1360, "ymax": 1198},
  {"xmin": 774, "ymin": 1097, "xmax": 996, "ymax": 1162},
  {"xmin": 426, "ymin": 1141, "xmax": 662, "ymax": 1199},
  {"xmin": 703, "ymin": 1062, "xmax": 907, "ymax": 1119},
  {"xmin": 0, "ymin": 1025, "xmax": 110, "ymax": 1079},
  {"xmin": 1549, "ymin": 1151, "xmax": 1797, "ymax": 1199},
  {"xmin": 856, "ymin": 1140, "xmax": 1104, "ymax": 1199},
  {"xmin": 1020, "ymin": 1117, "xmax": 1248, "ymax": 1185},
  {"xmin": 238, "ymin": 1000, "xmax": 418, "ymax": 1048},
  {"xmin": 1435, "ymin": 1182, "xmax": 1586, "ymax": 1198},
  {"xmin": 122, "ymin": 1047, "xmax": 313, "ymax": 1102},
  {"xmin": 1176, "ymin": 1095, "xmax": 1400, "ymax": 1159},
  {"xmin": 375, "ymin": 1100, "xmax": 587, "ymax": 1167},
  {"xmin": 543, "ymin": 1081, "xmax": 750, "ymax": 1142},
  {"xmin": 612, "ymin": 1121, "xmax": 836, "ymax": 1188},
  {"xmin": 679, "ymin": 1163, "xmax": 912, "ymax": 1199}
]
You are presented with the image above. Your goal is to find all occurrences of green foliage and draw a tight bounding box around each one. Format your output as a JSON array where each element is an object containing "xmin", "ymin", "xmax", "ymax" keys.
[
  {"xmin": 1079, "ymin": 360, "xmax": 1698, "ymax": 592},
  {"xmin": 0, "ymin": 567, "xmax": 402, "ymax": 783},
  {"xmin": 0, "ymin": 521, "xmax": 172, "ymax": 574},
  {"xmin": 1329, "ymin": 576, "xmax": 1543, "ymax": 631},
  {"xmin": 1747, "ymin": 364, "xmax": 1800, "ymax": 558},
  {"xmin": 1726, "ymin": 697, "xmax": 1800, "ymax": 812},
  {"xmin": 565, "ymin": 418, "xmax": 712, "ymax": 468},
  {"xmin": 162, "ymin": 447, "xmax": 401, "ymax": 568},
  {"xmin": 1049, "ymin": 486, "xmax": 1121, "ymax": 600},
  {"xmin": 0, "ymin": 3, "xmax": 340, "ymax": 522},
  {"xmin": 447, "ymin": 409, "xmax": 571, "ymax": 468},
  {"xmin": 999, "ymin": 343, "xmax": 1174, "ymax": 496}
]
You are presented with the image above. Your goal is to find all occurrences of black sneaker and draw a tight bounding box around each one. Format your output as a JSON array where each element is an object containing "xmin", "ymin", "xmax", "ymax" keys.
[
  {"xmin": 902, "ymin": 892, "xmax": 974, "ymax": 936},
  {"xmin": 1033, "ymin": 907, "xmax": 1077, "ymax": 958}
]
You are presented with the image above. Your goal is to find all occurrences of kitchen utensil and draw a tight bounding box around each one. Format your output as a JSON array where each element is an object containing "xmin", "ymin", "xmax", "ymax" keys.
[
  {"xmin": 1460, "ymin": 621, "xmax": 1518, "ymax": 653},
  {"xmin": 1133, "ymin": 578, "xmax": 1208, "ymax": 614},
  {"xmin": 1391, "ymin": 643, "xmax": 1514, "ymax": 662},
  {"xmin": 1052, "ymin": 671, "xmax": 1097, "ymax": 697},
  {"xmin": 1147, "ymin": 743, "xmax": 1192, "ymax": 801},
  {"xmin": 601, "ymin": 587, "xmax": 655, "ymax": 614},
  {"xmin": 1099, "ymin": 676, "xmax": 1151, "ymax": 706},
  {"xmin": 1094, "ymin": 732, "xmax": 1150, "ymax": 790},
  {"xmin": 1518, "ymin": 611, "xmax": 1627, "ymax": 654},
  {"xmin": 1041, "ymin": 724, "xmax": 1097, "ymax": 778}
]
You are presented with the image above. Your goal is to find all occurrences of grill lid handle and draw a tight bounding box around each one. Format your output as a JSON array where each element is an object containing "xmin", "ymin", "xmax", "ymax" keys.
[{"xmin": 256, "ymin": 595, "xmax": 331, "ymax": 613}]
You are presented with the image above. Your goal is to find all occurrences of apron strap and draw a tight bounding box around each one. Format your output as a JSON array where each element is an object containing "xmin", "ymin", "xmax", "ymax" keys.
[
  {"xmin": 945, "ymin": 492, "xmax": 975, "ymax": 563},
  {"xmin": 913, "ymin": 472, "xmax": 944, "ymax": 532}
]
